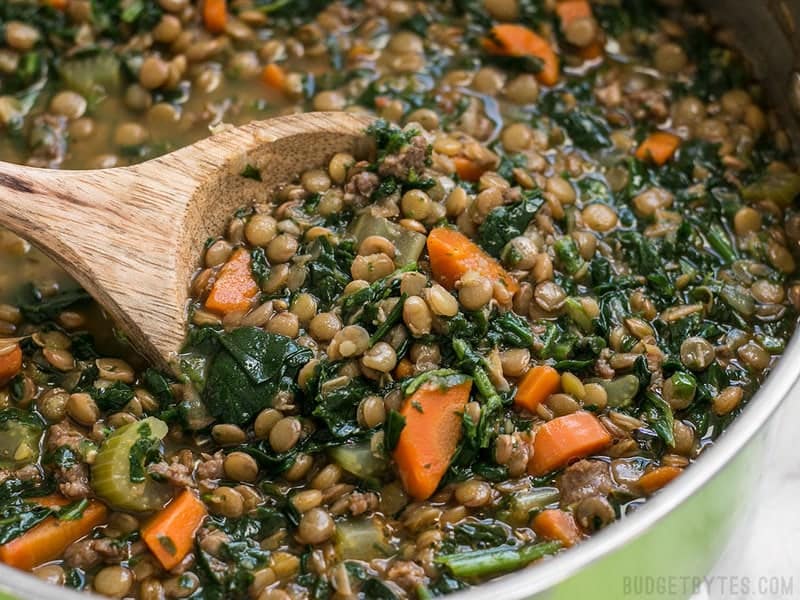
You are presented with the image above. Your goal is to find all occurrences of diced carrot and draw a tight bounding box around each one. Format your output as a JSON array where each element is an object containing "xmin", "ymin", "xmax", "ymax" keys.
[
  {"xmin": 452, "ymin": 156, "xmax": 487, "ymax": 182},
  {"xmin": 394, "ymin": 358, "xmax": 414, "ymax": 379},
  {"xmin": 578, "ymin": 42, "xmax": 604, "ymax": 60},
  {"xmin": 556, "ymin": 0, "xmax": 604, "ymax": 60},
  {"xmin": 347, "ymin": 44, "xmax": 373, "ymax": 61},
  {"xmin": 635, "ymin": 132, "xmax": 681, "ymax": 166},
  {"xmin": 0, "ymin": 344, "xmax": 23, "ymax": 387},
  {"xmin": 0, "ymin": 500, "xmax": 107, "ymax": 571},
  {"xmin": 205, "ymin": 248, "xmax": 259, "ymax": 315},
  {"xmin": 142, "ymin": 490, "xmax": 207, "ymax": 571},
  {"xmin": 532, "ymin": 509, "xmax": 582, "ymax": 547},
  {"xmin": 481, "ymin": 24, "xmax": 560, "ymax": 86},
  {"xmin": 556, "ymin": 0, "xmax": 592, "ymax": 23},
  {"xmin": 394, "ymin": 379, "xmax": 472, "ymax": 501},
  {"xmin": 262, "ymin": 63, "xmax": 287, "ymax": 93},
  {"xmin": 637, "ymin": 466, "xmax": 683, "ymax": 495},
  {"xmin": 427, "ymin": 227, "xmax": 520, "ymax": 303},
  {"xmin": 514, "ymin": 365, "xmax": 561, "ymax": 413},
  {"xmin": 47, "ymin": 0, "xmax": 68, "ymax": 10},
  {"xmin": 528, "ymin": 411, "xmax": 612, "ymax": 476},
  {"xmin": 27, "ymin": 496, "xmax": 70, "ymax": 509},
  {"xmin": 202, "ymin": 0, "xmax": 227, "ymax": 33}
]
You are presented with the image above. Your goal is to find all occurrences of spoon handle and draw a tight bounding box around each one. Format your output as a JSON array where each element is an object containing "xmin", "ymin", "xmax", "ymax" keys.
[
  {"xmin": 0, "ymin": 112, "xmax": 373, "ymax": 367},
  {"xmin": 0, "ymin": 160, "xmax": 195, "ymax": 365}
]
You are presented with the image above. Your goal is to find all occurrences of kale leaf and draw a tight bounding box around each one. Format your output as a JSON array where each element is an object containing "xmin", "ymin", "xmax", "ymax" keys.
[
  {"xmin": 478, "ymin": 189, "xmax": 544, "ymax": 258},
  {"xmin": 366, "ymin": 119, "xmax": 418, "ymax": 161},
  {"xmin": 556, "ymin": 111, "xmax": 611, "ymax": 151},
  {"xmin": 204, "ymin": 328, "xmax": 312, "ymax": 425},
  {"xmin": 250, "ymin": 247, "xmax": 270, "ymax": 288},
  {"xmin": 383, "ymin": 410, "xmax": 406, "ymax": 452},
  {"xmin": 303, "ymin": 237, "xmax": 354, "ymax": 309},
  {"xmin": 17, "ymin": 285, "xmax": 91, "ymax": 324},
  {"xmin": 487, "ymin": 312, "xmax": 533, "ymax": 348},
  {"xmin": 142, "ymin": 369, "xmax": 174, "ymax": 406},
  {"xmin": 308, "ymin": 360, "xmax": 374, "ymax": 438},
  {"xmin": 0, "ymin": 476, "xmax": 57, "ymax": 545},
  {"xmin": 90, "ymin": 382, "xmax": 135, "ymax": 412},
  {"xmin": 642, "ymin": 392, "xmax": 675, "ymax": 446}
]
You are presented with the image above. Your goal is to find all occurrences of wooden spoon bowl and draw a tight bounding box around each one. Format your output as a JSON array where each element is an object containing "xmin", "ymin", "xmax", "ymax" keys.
[{"xmin": 0, "ymin": 112, "xmax": 374, "ymax": 368}]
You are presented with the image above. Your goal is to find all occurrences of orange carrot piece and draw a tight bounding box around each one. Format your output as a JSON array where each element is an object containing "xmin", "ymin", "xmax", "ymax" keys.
[
  {"xmin": 347, "ymin": 43, "xmax": 373, "ymax": 61},
  {"xmin": 203, "ymin": 0, "xmax": 227, "ymax": 33},
  {"xmin": 578, "ymin": 42, "xmax": 604, "ymax": 60},
  {"xmin": 635, "ymin": 132, "xmax": 681, "ymax": 166},
  {"xmin": 0, "ymin": 500, "xmax": 107, "ymax": 571},
  {"xmin": 205, "ymin": 248, "xmax": 259, "ymax": 315},
  {"xmin": 47, "ymin": 0, "xmax": 69, "ymax": 10},
  {"xmin": 394, "ymin": 380, "xmax": 472, "ymax": 501},
  {"xmin": 142, "ymin": 490, "xmax": 207, "ymax": 571},
  {"xmin": 514, "ymin": 365, "xmax": 561, "ymax": 413},
  {"xmin": 556, "ymin": 0, "xmax": 592, "ymax": 23},
  {"xmin": 452, "ymin": 156, "xmax": 487, "ymax": 182},
  {"xmin": 0, "ymin": 344, "xmax": 22, "ymax": 387},
  {"xmin": 27, "ymin": 496, "xmax": 70, "ymax": 509},
  {"xmin": 637, "ymin": 466, "xmax": 683, "ymax": 495},
  {"xmin": 262, "ymin": 63, "xmax": 287, "ymax": 92},
  {"xmin": 528, "ymin": 411, "xmax": 612, "ymax": 476},
  {"xmin": 427, "ymin": 227, "xmax": 520, "ymax": 303},
  {"xmin": 556, "ymin": 0, "xmax": 603, "ymax": 60},
  {"xmin": 481, "ymin": 24, "xmax": 560, "ymax": 86},
  {"xmin": 393, "ymin": 358, "xmax": 414, "ymax": 379},
  {"xmin": 533, "ymin": 509, "xmax": 582, "ymax": 547}
]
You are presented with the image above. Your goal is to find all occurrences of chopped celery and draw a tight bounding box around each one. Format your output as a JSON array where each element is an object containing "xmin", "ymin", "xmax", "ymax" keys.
[
  {"xmin": 334, "ymin": 517, "xmax": 395, "ymax": 561},
  {"xmin": 590, "ymin": 374, "xmax": 640, "ymax": 408},
  {"xmin": 508, "ymin": 487, "xmax": 560, "ymax": 523},
  {"xmin": 401, "ymin": 368, "xmax": 467, "ymax": 396},
  {"xmin": 91, "ymin": 416, "xmax": 171, "ymax": 512},
  {"xmin": 554, "ymin": 237, "xmax": 585, "ymax": 276},
  {"xmin": 57, "ymin": 52, "xmax": 121, "ymax": 103},
  {"xmin": 329, "ymin": 441, "xmax": 387, "ymax": 486},
  {"xmin": 350, "ymin": 213, "xmax": 426, "ymax": 266},
  {"xmin": 0, "ymin": 409, "xmax": 43, "ymax": 469},
  {"xmin": 436, "ymin": 540, "xmax": 562, "ymax": 578},
  {"xmin": 741, "ymin": 172, "xmax": 800, "ymax": 207},
  {"xmin": 564, "ymin": 297, "xmax": 594, "ymax": 333}
]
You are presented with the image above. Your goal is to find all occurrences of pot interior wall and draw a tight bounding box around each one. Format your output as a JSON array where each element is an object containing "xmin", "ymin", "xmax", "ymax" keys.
[{"xmin": 697, "ymin": 0, "xmax": 800, "ymax": 148}]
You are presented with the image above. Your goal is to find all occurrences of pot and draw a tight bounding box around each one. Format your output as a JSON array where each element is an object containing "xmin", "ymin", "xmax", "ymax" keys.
[{"xmin": 0, "ymin": 2, "xmax": 798, "ymax": 599}]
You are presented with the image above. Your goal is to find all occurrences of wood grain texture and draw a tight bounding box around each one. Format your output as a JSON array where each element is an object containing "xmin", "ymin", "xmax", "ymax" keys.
[{"xmin": 0, "ymin": 112, "xmax": 374, "ymax": 369}]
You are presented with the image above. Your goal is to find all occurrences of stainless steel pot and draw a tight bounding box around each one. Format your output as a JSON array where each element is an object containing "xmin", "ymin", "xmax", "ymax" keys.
[{"xmin": 1, "ymin": 3, "xmax": 799, "ymax": 599}]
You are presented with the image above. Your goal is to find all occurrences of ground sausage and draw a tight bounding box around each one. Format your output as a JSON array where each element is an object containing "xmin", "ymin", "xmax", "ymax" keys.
[
  {"xmin": 46, "ymin": 420, "xmax": 85, "ymax": 452},
  {"xmin": 346, "ymin": 491, "xmax": 379, "ymax": 516},
  {"xmin": 557, "ymin": 459, "xmax": 614, "ymax": 507},
  {"xmin": 148, "ymin": 459, "xmax": 194, "ymax": 488},
  {"xmin": 345, "ymin": 170, "xmax": 380, "ymax": 199},
  {"xmin": 386, "ymin": 560, "xmax": 427, "ymax": 591},
  {"xmin": 196, "ymin": 451, "xmax": 224, "ymax": 492},
  {"xmin": 64, "ymin": 538, "xmax": 101, "ymax": 569},
  {"xmin": 377, "ymin": 134, "xmax": 428, "ymax": 179},
  {"xmin": 56, "ymin": 462, "xmax": 91, "ymax": 499},
  {"xmin": 0, "ymin": 464, "xmax": 41, "ymax": 484},
  {"xmin": 197, "ymin": 527, "xmax": 230, "ymax": 557}
]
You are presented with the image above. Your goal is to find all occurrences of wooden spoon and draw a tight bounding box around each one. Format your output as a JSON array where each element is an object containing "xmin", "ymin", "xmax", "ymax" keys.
[{"xmin": 0, "ymin": 112, "xmax": 373, "ymax": 368}]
